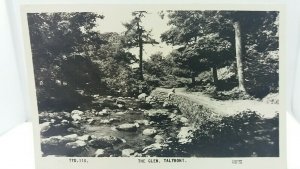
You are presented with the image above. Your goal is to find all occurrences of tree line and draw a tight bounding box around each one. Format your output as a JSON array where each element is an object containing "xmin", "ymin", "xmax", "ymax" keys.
[{"xmin": 27, "ymin": 11, "xmax": 279, "ymax": 111}]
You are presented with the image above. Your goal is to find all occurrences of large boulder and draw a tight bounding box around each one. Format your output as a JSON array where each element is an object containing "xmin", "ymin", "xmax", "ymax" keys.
[
  {"xmin": 116, "ymin": 123, "xmax": 139, "ymax": 132},
  {"xmin": 142, "ymin": 128, "xmax": 157, "ymax": 136}
]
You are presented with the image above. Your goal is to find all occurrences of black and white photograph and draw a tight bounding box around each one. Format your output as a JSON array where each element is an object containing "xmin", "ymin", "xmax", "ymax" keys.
[{"xmin": 26, "ymin": 8, "xmax": 281, "ymax": 158}]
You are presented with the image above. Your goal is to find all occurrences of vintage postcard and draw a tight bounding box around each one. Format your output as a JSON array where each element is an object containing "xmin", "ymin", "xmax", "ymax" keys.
[{"xmin": 21, "ymin": 4, "xmax": 286, "ymax": 169}]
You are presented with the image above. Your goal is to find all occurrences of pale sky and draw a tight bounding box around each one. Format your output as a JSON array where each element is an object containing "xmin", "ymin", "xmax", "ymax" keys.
[{"xmin": 93, "ymin": 9, "xmax": 175, "ymax": 61}]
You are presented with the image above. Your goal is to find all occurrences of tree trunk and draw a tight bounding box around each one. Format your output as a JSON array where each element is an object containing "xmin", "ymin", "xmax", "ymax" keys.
[
  {"xmin": 138, "ymin": 33, "xmax": 144, "ymax": 81},
  {"xmin": 211, "ymin": 66, "xmax": 218, "ymax": 87},
  {"xmin": 190, "ymin": 71, "xmax": 196, "ymax": 85},
  {"xmin": 233, "ymin": 21, "xmax": 246, "ymax": 92},
  {"xmin": 191, "ymin": 76, "xmax": 195, "ymax": 85}
]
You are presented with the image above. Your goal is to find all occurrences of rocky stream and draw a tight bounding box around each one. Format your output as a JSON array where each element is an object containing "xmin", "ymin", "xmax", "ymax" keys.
[{"xmin": 39, "ymin": 94, "xmax": 195, "ymax": 157}]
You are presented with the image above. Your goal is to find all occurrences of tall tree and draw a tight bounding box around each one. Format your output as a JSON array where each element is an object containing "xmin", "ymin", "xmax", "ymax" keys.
[
  {"xmin": 27, "ymin": 12, "xmax": 105, "ymax": 110},
  {"xmin": 223, "ymin": 11, "xmax": 279, "ymax": 93},
  {"xmin": 161, "ymin": 11, "xmax": 234, "ymax": 86},
  {"xmin": 233, "ymin": 21, "xmax": 246, "ymax": 91},
  {"xmin": 162, "ymin": 10, "xmax": 278, "ymax": 93},
  {"xmin": 122, "ymin": 11, "xmax": 158, "ymax": 81}
]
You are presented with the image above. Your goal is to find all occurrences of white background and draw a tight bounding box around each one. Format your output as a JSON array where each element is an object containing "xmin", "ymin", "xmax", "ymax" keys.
[{"xmin": 0, "ymin": 0, "xmax": 300, "ymax": 168}]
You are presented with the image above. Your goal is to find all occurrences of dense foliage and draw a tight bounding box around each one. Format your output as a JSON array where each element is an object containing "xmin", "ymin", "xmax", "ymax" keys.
[{"xmin": 28, "ymin": 10, "xmax": 279, "ymax": 111}]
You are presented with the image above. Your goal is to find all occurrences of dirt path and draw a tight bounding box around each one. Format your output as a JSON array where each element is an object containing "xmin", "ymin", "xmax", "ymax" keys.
[{"xmin": 156, "ymin": 88, "xmax": 279, "ymax": 118}]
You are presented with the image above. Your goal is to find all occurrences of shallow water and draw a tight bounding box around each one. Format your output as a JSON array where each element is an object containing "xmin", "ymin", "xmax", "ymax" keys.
[{"xmin": 82, "ymin": 97, "xmax": 182, "ymax": 152}]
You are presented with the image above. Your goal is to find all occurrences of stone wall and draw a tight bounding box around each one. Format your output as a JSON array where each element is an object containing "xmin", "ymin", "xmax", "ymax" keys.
[{"xmin": 150, "ymin": 89, "xmax": 222, "ymax": 126}]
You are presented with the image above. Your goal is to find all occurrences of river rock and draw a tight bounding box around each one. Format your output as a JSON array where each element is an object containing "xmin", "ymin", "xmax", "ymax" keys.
[
  {"xmin": 109, "ymin": 118, "xmax": 120, "ymax": 123},
  {"xmin": 100, "ymin": 118, "xmax": 119, "ymax": 124},
  {"xmin": 71, "ymin": 110, "xmax": 84, "ymax": 116},
  {"xmin": 138, "ymin": 93, "xmax": 147, "ymax": 100},
  {"xmin": 144, "ymin": 109, "xmax": 169, "ymax": 121},
  {"xmin": 154, "ymin": 135, "xmax": 164, "ymax": 143},
  {"xmin": 102, "ymin": 99, "xmax": 117, "ymax": 108},
  {"xmin": 117, "ymin": 104, "xmax": 124, "ymax": 108},
  {"xmin": 163, "ymin": 101, "xmax": 173, "ymax": 108},
  {"xmin": 41, "ymin": 136, "xmax": 64, "ymax": 146},
  {"xmin": 142, "ymin": 128, "xmax": 157, "ymax": 136},
  {"xmin": 63, "ymin": 134, "xmax": 78, "ymax": 142},
  {"xmin": 89, "ymin": 136, "xmax": 122, "ymax": 149},
  {"xmin": 134, "ymin": 119, "xmax": 150, "ymax": 126},
  {"xmin": 145, "ymin": 96, "xmax": 155, "ymax": 103},
  {"xmin": 61, "ymin": 111, "xmax": 71, "ymax": 118},
  {"xmin": 116, "ymin": 98, "xmax": 126, "ymax": 105},
  {"xmin": 116, "ymin": 123, "xmax": 139, "ymax": 132},
  {"xmin": 180, "ymin": 117, "xmax": 189, "ymax": 124},
  {"xmin": 168, "ymin": 114, "xmax": 177, "ymax": 121},
  {"xmin": 116, "ymin": 111, "xmax": 126, "ymax": 115},
  {"xmin": 95, "ymin": 149, "xmax": 106, "ymax": 157},
  {"xmin": 97, "ymin": 109, "xmax": 110, "ymax": 116},
  {"xmin": 89, "ymin": 139, "xmax": 113, "ymax": 149},
  {"xmin": 71, "ymin": 114, "xmax": 82, "ymax": 121},
  {"xmin": 67, "ymin": 127, "xmax": 79, "ymax": 133},
  {"xmin": 78, "ymin": 135, "xmax": 92, "ymax": 141},
  {"xmin": 40, "ymin": 122, "xmax": 51, "ymax": 133},
  {"xmin": 138, "ymin": 102, "xmax": 152, "ymax": 109},
  {"xmin": 177, "ymin": 127, "xmax": 196, "ymax": 144},
  {"xmin": 65, "ymin": 140, "xmax": 87, "ymax": 151},
  {"xmin": 142, "ymin": 143, "xmax": 164, "ymax": 154},
  {"xmin": 61, "ymin": 120, "xmax": 69, "ymax": 125},
  {"xmin": 133, "ymin": 152, "xmax": 143, "ymax": 157},
  {"xmin": 111, "ymin": 126, "xmax": 117, "ymax": 131},
  {"xmin": 122, "ymin": 149, "xmax": 135, "ymax": 157},
  {"xmin": 50, "ymin": 119, "xmax": 56, "ymax": 123},
  {"xmin": 87, "ymin": 118, "xmax": 95, "ymax": 125},
  {"xmin": 100, "ymin": 119, "xmax": 111, "ymax": 124}
]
